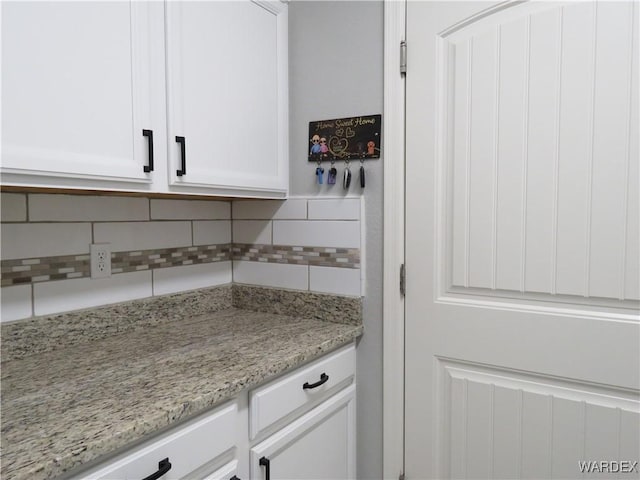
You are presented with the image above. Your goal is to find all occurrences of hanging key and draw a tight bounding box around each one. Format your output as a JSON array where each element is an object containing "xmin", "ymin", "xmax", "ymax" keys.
[
  {"xmin": 359, "ymin": 159, "xmax": 365, "ymax": 188},
  {"xmin": 343, "ymin": 162, "xmax": 352, "ymax": 189},
  {"xmin": 328, "ymin": 160, "xmax": 337, "ymax": 185},
  {"xmin": 316, "ymin": 166, "xmax": 325, "ymax": 184}
]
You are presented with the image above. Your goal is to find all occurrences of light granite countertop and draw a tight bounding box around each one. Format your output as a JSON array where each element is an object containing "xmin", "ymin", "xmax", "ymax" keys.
[{"xmin": 1, "ymin": 286, "xmax": 363, "ymax": 480}]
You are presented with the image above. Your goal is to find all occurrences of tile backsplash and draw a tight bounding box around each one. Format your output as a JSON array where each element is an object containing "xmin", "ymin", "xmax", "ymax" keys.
[
  {"xmin": 1, "ymin": 194, "xmax": 233, "ymax": 320},
  {"xmin": 230, "ymin": 198, "xmax": 363, "ymax": 297},
  {"xmin": 1, "ymin": 193, "xmax": 363, "ymax": 322}
]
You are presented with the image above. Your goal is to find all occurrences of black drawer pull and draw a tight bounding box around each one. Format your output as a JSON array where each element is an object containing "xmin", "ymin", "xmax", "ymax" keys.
[
  {"xmin": 176, "ymin": 136, "xmax": 186, "ymax": 176},
  {"xmin": 141, "ymin": 457, "xmax": 171, "ymax": 480},
  {"xmin": 259, "ymin": 456, "xmax": 270, "ymax": 480},
  {"xmin": 303, "ymin": 372, "xmax": 329, "ymax": 390},
  {"xmin": 143, "ymin": 129, "xmax": 154, "ymax": 173},
  {"xmin": 230, "ymin": 476, "xmax": 241, "ymax": 480}
]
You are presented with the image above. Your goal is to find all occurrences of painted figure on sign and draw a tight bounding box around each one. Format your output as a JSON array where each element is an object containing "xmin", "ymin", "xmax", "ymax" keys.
[
  {"xmin": 367, "ymin": 141, "xmax": 376, "ymax": 155},
  {"xmin": 310, "ymin": 134, "xmax": 322, "ymax": 155},
  {"xmin": 320, "ymin": 137, "xmax": 329, "ymax": 157}
]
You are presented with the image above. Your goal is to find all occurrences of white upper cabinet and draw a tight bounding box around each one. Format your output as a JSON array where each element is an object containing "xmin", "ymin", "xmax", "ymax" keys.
[
  {"xmin": 1, "ymin": 1, "xmax": 162, "ymax": 190},
  {"xmin": 1, "ymin": 0, "xmax": 288, "ymax": 198},
  {"xmin": 165, "ymin": 1, "xmax": 288, "ymax": 197}
]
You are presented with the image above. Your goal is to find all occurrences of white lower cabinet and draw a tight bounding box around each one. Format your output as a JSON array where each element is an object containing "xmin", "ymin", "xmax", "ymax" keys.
[
  {"xmin": 250, "ymin": 385, "xmax": 356, "ymax": 480},
  {"xmin": 73, "ymin": 402, "xmax": 239, "ymax": 480},
  {"xmin": 69, "ymin": 344, "xmax": 355, "ymax": 480}
]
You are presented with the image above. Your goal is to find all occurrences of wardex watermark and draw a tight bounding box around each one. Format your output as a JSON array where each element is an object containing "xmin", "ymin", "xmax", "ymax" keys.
[{"xmin": 578, "ymin": 460, "xmax": 639, "ymax": 474}]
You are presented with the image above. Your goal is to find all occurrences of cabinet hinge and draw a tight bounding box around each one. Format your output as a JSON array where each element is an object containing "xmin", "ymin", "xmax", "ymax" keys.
[
  {"xmin": 400, "ymin": 264, "xmax": 406, "ymax": 297},
  {"xmin": 400, "ymin": 40, "xmax": 407, "ymax": 75}
]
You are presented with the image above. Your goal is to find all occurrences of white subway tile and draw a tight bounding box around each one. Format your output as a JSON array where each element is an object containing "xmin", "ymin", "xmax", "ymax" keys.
[
  {"xmin": 29, "ymin": 194, "xmax": 149, "ymax": 222},
  {"xmin": 33, "ymin": 271, "xmax": 152, "ymax": 316},
  {"xmin": 94, "ymin": 222, "xmax": 192, "ymax": 252},
  {"xmin": 1, "ymin": 193, "xmax": 27, "ymax": 222},
  {"xmin": 150, "ymin": 199, "xmax": 230, "ymax": 220},
  {"xmin": 1, "ymin": 285, "xmax": 32, "ymax": 322},
  {"xmin": 233, "ymin": 261, "xmax": 308, "ymax": 290},
  {"xmin": 273, "ymin": 220, "xmax": 360, "ymax": 248},
  {"xmin": 308, "ymin": 198, "xmax": 360, "ymax": 220},
  {"xmin": 153, "ymin": 262, "xmax": 232, "ymax": 295},
  {"xmin": 233, "ymin": 220, "xmax": 272, "ymax": 244},
  {"xmin": 1, "ymin": 223, "xmax": 92, "ymax": 260},
  {"xmin": 309, "ymin": 266, "xmax": 361, "ymax": 296},
  {"xmin": 193, "ymin": 221, "xmax": 232, "ymax": 245},
  {"xmin": 232, "ymin": 199, "xmax": 307, "ymax": 219}
]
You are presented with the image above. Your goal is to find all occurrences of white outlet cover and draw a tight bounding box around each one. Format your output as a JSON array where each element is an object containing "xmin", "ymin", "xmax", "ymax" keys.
[{"xmin": 90, "ymin": 243, "xmax": 112, "ymax": 279}]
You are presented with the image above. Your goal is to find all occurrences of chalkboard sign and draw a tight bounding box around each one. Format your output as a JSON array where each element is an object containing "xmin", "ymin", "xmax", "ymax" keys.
[{"xmin": 308, "ymin": 114, "xmax": 381, "ymax": 162}]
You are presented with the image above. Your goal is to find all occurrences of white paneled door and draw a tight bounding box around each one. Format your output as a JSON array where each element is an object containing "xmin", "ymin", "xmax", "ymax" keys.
[{"xmin": 405, "ymin": 1, "xmax": 639, "ymax": 479}]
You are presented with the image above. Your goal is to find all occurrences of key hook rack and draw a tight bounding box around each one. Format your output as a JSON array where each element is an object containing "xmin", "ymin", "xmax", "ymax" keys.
[
  {"xmin": 307, "ymin": 114, "xmax": 382, "ymax": 163},
  {"xmin": 309, "ymin": 114, "xmax": 381, "ymax": 190}
]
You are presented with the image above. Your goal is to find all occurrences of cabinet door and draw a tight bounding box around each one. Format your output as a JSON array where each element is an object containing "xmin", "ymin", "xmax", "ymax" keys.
[
  {"xmin": 165, "ymin": 0, "xmax": 288, "ymax": 198},
  {"xmin": 1, "ymin": 1, "xmax": 157, "ymax": 189},
  {"xmin": 203, "ymin": 460, "xmax": 240, "ymax": 480},
  {"xmin": 250, "ymin": 385, "xmax": 356, "ymax": 480}
]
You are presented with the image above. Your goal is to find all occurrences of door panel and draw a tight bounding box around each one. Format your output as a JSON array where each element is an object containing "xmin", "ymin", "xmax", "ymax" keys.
[
  {"xmin": 444, "ymin": 1, "xmax": 639, "ymax": 305},
  {"xmin": 555, "ymin": 2, "xmax": 597, "ymax": 297},
  {"xmin": 440, "ymin": 359, "xmax": 639, "ymax": 479},
  {"xmin": 405, "ymin": 1, "xmax": 639, "ymax": 478}
]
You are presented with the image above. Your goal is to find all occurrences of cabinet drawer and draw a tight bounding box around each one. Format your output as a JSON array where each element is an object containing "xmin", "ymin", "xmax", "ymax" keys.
[
  {"xmin": 249, "ymin": 344, "xmax": 355, "ymax": 439},
  {"xmin": 75, "ymin": 401, "xmax": 238, "ymax": 480}
]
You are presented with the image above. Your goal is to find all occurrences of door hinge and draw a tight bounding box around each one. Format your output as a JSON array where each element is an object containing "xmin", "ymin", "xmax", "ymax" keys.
[
  {"xmin": 400, "ymin": 264, "xmax": 406, "ymax": 296},
  {"xmin": 400, "ymin": 40, "xmax": 407, "ymax": 75}
]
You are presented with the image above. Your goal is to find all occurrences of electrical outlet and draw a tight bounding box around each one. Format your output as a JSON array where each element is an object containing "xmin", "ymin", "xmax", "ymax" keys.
[{"xmin": 90, "ymin": 243, "xmax": 112, "ymax": 279}]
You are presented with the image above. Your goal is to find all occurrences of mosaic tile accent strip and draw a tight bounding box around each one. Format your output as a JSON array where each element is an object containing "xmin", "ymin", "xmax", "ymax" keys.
[
  {"xmin": 232, "ymin": 243, "xmax": 360, "ymax": 268},
  {"xmin": 1, "ymin": 254, "xmax": 90, "ymax": 286},
  {"xmin": 111, "ymin": 244, "xmax": 231, "ymax": 274},
  {"xmin": 0, "ymin": 243, "xmax": 359, "ymax": 287},
  {"xmin": 0, "ymin": 244, "xmax": 232, "ymax": 287}
]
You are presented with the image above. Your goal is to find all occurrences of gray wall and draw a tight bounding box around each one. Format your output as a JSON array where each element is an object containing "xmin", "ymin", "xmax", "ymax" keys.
[{"xmin": 289, "ymin": 2, "xmax": 384, "ymax": 478}]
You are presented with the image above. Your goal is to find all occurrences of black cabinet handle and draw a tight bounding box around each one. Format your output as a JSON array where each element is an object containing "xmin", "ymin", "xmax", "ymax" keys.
[
  {"xmin": 143, "ymin": 129, "xmax": 154, "ymax": 173},
  {"xmin": 303, "ymin": 372, "xmax": 329, "ymax": 390},
  {"xmin": 229, "ymin": 476, "xmax": 241, "ymax": 480},
  {"xmin": 176, "ymin": 136, "xmax": 186, "ymax": 176},
  {"xmin": 259, "ymin": 456, "xmax": 270, "ymax": 480},
  {"xmin": 141, "ymin": 457, "xmax": 171, "ymax": 480}
]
